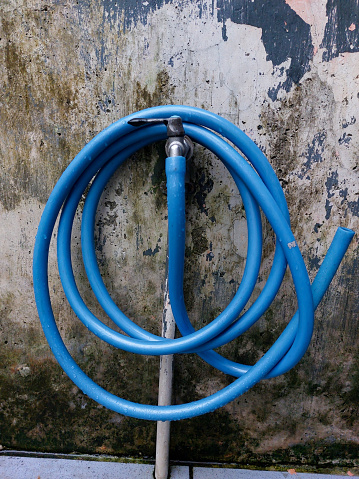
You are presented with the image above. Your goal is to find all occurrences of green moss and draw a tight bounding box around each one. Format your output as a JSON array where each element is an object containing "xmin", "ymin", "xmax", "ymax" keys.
[
  {"xmin": 150, "ymin": 142, "xmax": 168, "ymax": 210},
  {"xmin": 171, "ymin": 410, "xmax": 249, "ymax": 463},
  {"xmin": 0, "ymin": 346, "xmax": 158, "ymax": 456}
]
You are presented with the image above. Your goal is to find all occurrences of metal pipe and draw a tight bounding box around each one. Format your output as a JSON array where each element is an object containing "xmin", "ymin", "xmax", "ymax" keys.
[{"xmin": 155, "ymin": 279, "xmax": 176, "ymax": 479}]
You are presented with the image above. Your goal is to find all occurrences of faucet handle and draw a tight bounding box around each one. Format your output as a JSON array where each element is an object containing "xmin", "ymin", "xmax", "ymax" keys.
[{"xmin": 128, "ymin": 116, "xmax": 185, "ymax": 137}]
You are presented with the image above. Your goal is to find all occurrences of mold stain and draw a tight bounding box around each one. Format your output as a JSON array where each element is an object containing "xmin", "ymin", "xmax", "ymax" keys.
[
  {"xmin": 0, "ymin": 340, "xmax": 158, "ymax": 455},
  {"xmin": 260, "ymin": 74, "xmax": 337, "ymax": 235},
  {"xmin": 133, "ymin": 70, "xmax": 175, "ymax": 111},
  {"xmin": 0, "ymin": 10, "xmax": 89, "ymax": 210}
]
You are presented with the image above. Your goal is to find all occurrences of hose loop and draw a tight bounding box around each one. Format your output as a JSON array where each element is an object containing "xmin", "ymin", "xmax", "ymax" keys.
[{"xmin": 33, "ymin": 105, "xmax": 354, "ymax": 420}]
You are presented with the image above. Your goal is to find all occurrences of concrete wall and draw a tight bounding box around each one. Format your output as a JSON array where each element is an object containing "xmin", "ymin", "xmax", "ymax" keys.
[{"xmin": 0, "ymin": 0, "xmax": 358, "ymax": 470}]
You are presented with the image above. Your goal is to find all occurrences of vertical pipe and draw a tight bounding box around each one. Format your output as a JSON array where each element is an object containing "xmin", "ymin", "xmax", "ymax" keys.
[
  {"xmin": 155, "ymin": 278, "xmax": 176, "ymax": 479},
  {"xmin": 155, "ymin": 152, "xmax": 185, "ymax": 478}
]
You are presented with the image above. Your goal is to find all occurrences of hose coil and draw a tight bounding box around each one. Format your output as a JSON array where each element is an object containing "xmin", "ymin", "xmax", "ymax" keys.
[{"xmin": 33, "ymin": 105, "xmax": 354, "ymax": 420}]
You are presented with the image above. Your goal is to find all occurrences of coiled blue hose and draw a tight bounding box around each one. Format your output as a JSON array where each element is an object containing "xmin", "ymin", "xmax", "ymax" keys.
[{"xmin": 33, "ymin": 105, "xmax": 354, "ymax": 420}]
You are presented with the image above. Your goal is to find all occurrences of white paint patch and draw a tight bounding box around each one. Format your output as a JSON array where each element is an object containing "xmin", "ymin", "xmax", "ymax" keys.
[
  {"xmin": 233, "ymin": 218, "xmax": 248, "ymax": 258},
  {"xmin": 0, "ymin": 199, "xmax": 47, "ymax": 326}
]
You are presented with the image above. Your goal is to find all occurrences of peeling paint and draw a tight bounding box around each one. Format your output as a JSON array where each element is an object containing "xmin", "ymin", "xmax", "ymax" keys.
[
  {"xmin": 217, "ymin": 0, "xmax": 314, "ymax": 99},
  {"xmin": 321, "ymin": 0, "xmax": 359, "ymax": 61}
]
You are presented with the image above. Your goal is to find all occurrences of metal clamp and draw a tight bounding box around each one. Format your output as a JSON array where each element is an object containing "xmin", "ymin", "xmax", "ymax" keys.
[{"xmin": 128, "ymin": 116, "xmax": 194, "ymax": 159}]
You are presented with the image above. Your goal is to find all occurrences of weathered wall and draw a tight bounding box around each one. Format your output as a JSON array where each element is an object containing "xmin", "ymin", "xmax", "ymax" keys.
[{"xmin": 0, "ymin": 0, "xmax": 358, "ymax": 471}]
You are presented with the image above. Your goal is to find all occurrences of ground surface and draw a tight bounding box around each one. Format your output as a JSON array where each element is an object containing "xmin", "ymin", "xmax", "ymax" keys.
[{"xmin": 0, "ymin": 456, "xmax": 356, "ymax": 479}]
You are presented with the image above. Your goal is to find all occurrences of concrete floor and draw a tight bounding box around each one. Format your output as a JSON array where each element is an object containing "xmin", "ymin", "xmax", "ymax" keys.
[{"xmin": 0, "ymin": 456, "xmax": 356, "ymax": 479}]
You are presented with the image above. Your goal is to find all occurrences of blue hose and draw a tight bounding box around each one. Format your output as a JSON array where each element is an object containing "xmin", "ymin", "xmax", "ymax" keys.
[{"xmin": 33, "ymin": 105, "xmax": 354, "ymax": 420}]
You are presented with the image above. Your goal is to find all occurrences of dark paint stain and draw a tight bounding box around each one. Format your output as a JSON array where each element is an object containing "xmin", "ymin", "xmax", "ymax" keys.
[
  {"xmin": 338, "ymin": 132, "xmax": 352, "ymax": 146},
  {"xmin": 222, "ymin": 22, "xmax": 229, "ymax": 41},
  {"xmin": 325, "ymin": 170, "xmax": 338, "ymax": 219},
  {"xmin": 325, "ymin": 169, "xmax": 359, "ymax": 217},
  {"xmin": 206, "ymin": 240, "xmax": 214, "ymax": 261},
  {"xmin": 100, "ymin": 0, "xmax": 176, "ymax": 31},
  {"xmin": 321, "ymin": 0, "xmax": 359, "ymax": 62},
  {"xmin": 314, "ymin": 222, "xmax": 323, "ymax": 233},
  {"xmin": 143, "ymin": 243, "xmax": 161, "ymax": 256},
  {"xmin": 326, "ymin": 170, "xmax": 338, "ymax": 199},
  {"xmin": 100, "ymin": 0, "xmax": 213, "ymax": 31},
  {"xmin": 340, "ymin": 187, "xmax": 359, "ymax": 216},
  {"xmin": 325, "ymin": 198, "xmax": 332, "ymax": 220},
  {"xmin": 299, "ymin": 131, "xmax": 326, "ymax": 179},
  {"xmin": 216, "ymin": 0, "xmax": 314, "ymax": 100},
  {"xmin": 342, "ymin": 116, "xmax": 356, "ymax": 128},
  {"xmin": 307, "ymin": 253, "xmax": 321, "ymax": 271},
  {"xmin": 206, "ymin": 251, "xmax": 214, "ymax": 261}
]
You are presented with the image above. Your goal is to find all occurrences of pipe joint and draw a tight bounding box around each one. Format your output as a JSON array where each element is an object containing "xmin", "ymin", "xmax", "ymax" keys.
[
  {"xmin": 165, "ymin": 135, "xmax": 193, "ymax": 159},
  {"xmin": 128, "ymin": 115, "xmax": 193, "ymax": 159}
]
